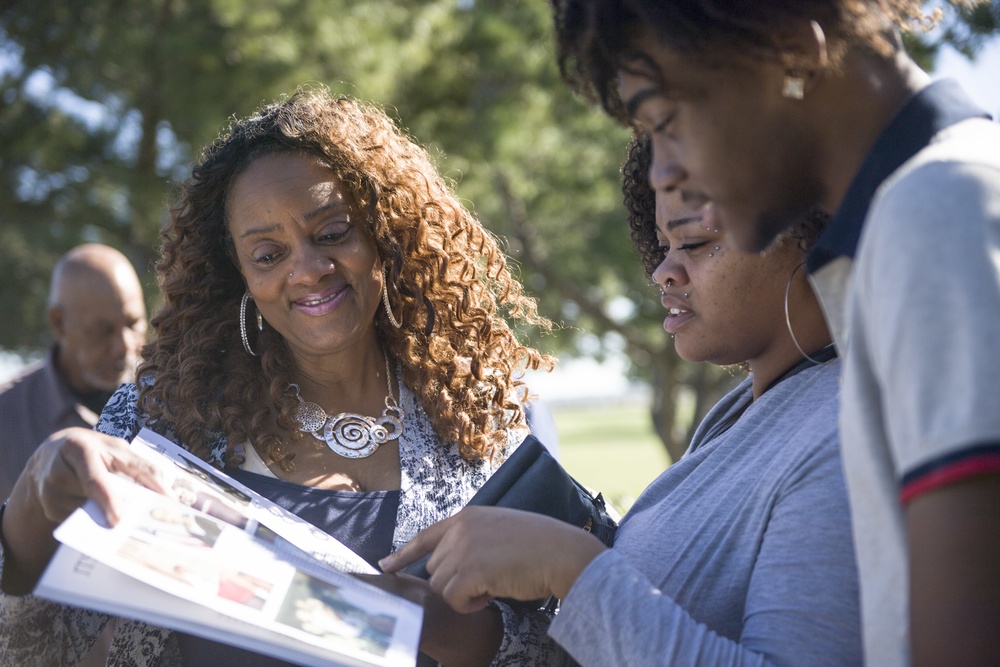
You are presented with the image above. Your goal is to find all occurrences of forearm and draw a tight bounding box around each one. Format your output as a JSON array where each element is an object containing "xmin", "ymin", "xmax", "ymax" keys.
[
  {"xmin": 908, "ymin": 472, "xmax": 1000, "ymax": 666},
  {"xmin": 554, "ymin": 522, "xmax": 860, "ymax": 667},
  {"xmin": 0, "ymin": 480, "xmax": 61, "ymax": 594},
  {"xmin": 552, "ymin": 550, "xmax": 772, "ymax": 667},
  {"xmin": 0, "ymin": 498, "xmax": 108, "ymax": 666},
  {"xmin": 420, "ymin": 601, "xmax": 503, "ymax": 667}
]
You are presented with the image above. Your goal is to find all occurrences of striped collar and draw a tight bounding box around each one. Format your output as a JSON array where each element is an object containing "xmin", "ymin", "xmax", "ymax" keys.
[{"xmin": 806, "ymin": 79, "xmax": 988, "ymax": 273}]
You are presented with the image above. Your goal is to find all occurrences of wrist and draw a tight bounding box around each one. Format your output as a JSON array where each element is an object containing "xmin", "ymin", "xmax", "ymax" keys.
[
  {"xmin": 0, "ymin": 498, "xmax": 8, "ymax": 552},
  {"xmin": 0, "ymin": 498, "xmax": 15, "ymax": 594},
  {"xmin": 0, "ymin": 486, "xmax": 61, "ymax": 595},
  {"xmin": 550, "ymin": 532, "xmax": 607, "ymax": 600},
  {"xmin": 421, "ymin": 598, "xmax": 502, "ymax": 667}
]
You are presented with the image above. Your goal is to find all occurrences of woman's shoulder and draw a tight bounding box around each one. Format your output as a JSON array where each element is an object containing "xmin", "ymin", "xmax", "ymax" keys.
[
  {"xmin": 763, "ymin": 360, "xmax": 845, "ymax": 468},
  {"xmin": 95, "ymin": 382, "xmax": 144, "ymax": 439},
  {"xmin": 774, "ymin": 357, "xmax": 842, "ymax": 409},
  {"xmin": 94, "ymin": 380, "xmax": 227, "ymax": 463},
  {"xmin": 712, "ymin": 360, "xmax": 841, "ymax": 459}
]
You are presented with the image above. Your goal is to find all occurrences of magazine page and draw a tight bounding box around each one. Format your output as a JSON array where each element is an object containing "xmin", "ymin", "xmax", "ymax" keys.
[
  {"xmin": 39, "ymin": 477, "xmax": 422, "ymax": 667},
  {"xmin": 36, "ymin": 547, "xmax": 349, "ymax": 667},
  {"xmin": 130, "ymin": 428, "xmax": 376, "ymax": 575}
]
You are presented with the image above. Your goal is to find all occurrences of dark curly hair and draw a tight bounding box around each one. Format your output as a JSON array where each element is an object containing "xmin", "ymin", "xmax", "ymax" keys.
[
  {"xmin": 552, "ymin": 0, "xmax": 965, "ymax": 124},
  {"xmin": 621, "ymin": 134, "xmax": 659, "ymax": 277},
  {"xmin": 138, "ymin": 89, "xmax": 553, "ymax": 468},
  {"xmin": 621, "ymin": 133, "xmax": 827, "ymax": 276}
]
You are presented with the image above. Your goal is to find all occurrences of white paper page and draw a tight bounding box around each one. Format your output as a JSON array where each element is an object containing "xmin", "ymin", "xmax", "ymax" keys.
[
  {"xmin": 41, "ymin": 474, "xmax": 421, "ymax": 667},
  {"xmin": 131, "ymin": 428, "xmax": 376, "ymax": 575}
]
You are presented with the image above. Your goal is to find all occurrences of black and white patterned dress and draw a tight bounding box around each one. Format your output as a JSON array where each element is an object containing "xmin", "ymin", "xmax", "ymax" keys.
[{"xmin": 0, "ymin": 374, "xmax": 563, "ymax": 666}]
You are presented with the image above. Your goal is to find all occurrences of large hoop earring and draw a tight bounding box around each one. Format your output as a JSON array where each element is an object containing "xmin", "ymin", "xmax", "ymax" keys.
[
  {"xmin": 784, "ymin": 263, "xmax": 824, "ymax": 364},
  {"xmin": 240, "ymin": 292, "xmax": 259, "ymax": 356},
  {"xmin": 382, "ymin": 268, "xmax": 402, "ymax": 329}
]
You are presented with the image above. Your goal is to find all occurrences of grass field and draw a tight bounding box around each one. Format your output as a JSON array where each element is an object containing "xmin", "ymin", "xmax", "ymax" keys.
[{"xmin": 550, "ymin": 401, "xmax": 672, "ymax": 515}]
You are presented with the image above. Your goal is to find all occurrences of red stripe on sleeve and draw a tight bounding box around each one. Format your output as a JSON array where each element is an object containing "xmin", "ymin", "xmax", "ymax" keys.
[{"xmin": 900, "ymin": 455, "xmax": 1000, "ymax": 505}]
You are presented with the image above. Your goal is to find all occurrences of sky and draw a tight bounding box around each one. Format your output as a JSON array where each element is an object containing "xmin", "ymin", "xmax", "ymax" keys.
[
  {"xmin": 2, "ymin": 36, "xmax": 999, "ymax": 400},
  {"xmin": 933, "ymin": 39, "xmax": 1000, "ymax": 115}
]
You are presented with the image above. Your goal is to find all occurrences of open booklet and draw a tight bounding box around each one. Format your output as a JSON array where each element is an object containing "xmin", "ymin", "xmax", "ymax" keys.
[{"xmin": 35, "ymin": 428, "xmax": 423, "ymax": 667}]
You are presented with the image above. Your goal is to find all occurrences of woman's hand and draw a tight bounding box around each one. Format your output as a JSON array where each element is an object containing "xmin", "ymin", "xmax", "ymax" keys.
[
  {"xmin": 1, "ymin": 427, "xmax": 167, "ymax": 594},
  {"xmin": 379, "ymin": 506, "xmax": 607, "ymax": 614}
]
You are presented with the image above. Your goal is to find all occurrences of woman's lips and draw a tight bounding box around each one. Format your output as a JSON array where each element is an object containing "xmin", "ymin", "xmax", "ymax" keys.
[
  {"xmin": 293, "ymin": 285, "xmax": 347, "ymax": 316},
  {"xmin": 660, "ymin": 296, "xmax": 693, "ymax": 334}
]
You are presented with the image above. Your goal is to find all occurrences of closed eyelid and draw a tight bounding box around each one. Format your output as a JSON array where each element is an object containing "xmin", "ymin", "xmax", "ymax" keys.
[
  {"xmin": 623, "ymin": 73, "xmax": 679, "ymax": 117},
  {"xmin": 247, "ymin": 240, "xmax": 284, "ymax": 261},
  {"xmin": 630, "ymin": 98, "xmax": 678, "ymax": 135},
  {"xmin": 318, "ymin": 223, "xmax": 352, "ymax": 242}
]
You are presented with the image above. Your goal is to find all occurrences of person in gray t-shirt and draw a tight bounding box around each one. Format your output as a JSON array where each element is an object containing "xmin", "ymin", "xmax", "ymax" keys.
[{"xmin": 382, "ymin": 136, "xmax": 862, "ymax": 667}]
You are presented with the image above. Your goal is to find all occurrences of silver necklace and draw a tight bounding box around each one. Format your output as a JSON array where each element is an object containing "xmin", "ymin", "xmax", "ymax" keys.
[{"xmin": 289, "ymin": 357, "xmax": 405, "ymax": 459}]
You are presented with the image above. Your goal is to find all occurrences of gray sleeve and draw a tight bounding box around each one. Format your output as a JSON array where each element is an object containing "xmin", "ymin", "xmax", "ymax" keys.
[
  {"xmin": 862, "ymin": 160, "xmax": 1000, "ymax": 475},
  {"xmin": 550, "ymin": 445, "xmax": 861, "ymax": 667}
]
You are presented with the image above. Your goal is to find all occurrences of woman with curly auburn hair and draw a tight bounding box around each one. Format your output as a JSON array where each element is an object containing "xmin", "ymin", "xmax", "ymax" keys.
[
  {"xmin": 548, "ymin": 1, "xmax": 1000, "ymax": 665},
  {"xmin": 384, "ymin": 136, "xmax": 861, "ymax": 667},
  {"xmin": 0, "ymin": 89, "xmax": 559, "ymax": 666},
  {"xmin": 144, "ymin": 90, "xmax": 550, "ymax": 469}
]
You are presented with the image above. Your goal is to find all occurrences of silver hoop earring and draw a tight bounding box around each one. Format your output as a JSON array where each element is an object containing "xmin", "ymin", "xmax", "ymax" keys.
[
  {"xmin": 240, "ymin": 292, "xmax": 258, "ymax": 356},
  {"xmin": 382, "ymin": 267, "xmax": 402, "ymax": 329},
  {"xmin": 784, "ymin": 263, "xmax": 825, "ymax": 364}
]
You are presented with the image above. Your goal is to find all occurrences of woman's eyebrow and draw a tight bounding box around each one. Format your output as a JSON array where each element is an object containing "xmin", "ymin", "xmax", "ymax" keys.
[
  {"xmin": 666, "ymin": 215, "xmax": 704, "ymax": 232},
  {"xmin": 239, "ymin": 223, "xmax": 281, "ymax": 239},
  {"xmin": 625, "ymin": 87, "xmax": 662, "ymax": 119},
  {"xmin": 303, "ymin": 201, "xmax": 349, "ymax": 222}
]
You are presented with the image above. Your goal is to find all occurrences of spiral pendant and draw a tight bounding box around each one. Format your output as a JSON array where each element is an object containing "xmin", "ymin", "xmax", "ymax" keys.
[
  {"xmin": 322, "ymin": 413, "xmax": 383, "ymax": 459},
  {"xmin": 287, "ymin": 358, "xmax": 405, "ymax": 460}
]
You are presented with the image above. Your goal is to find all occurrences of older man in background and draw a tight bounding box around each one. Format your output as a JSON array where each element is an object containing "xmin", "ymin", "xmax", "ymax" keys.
[{"xmin": 0, "ymin": 243, "xmax": 147, "ymax": 501}]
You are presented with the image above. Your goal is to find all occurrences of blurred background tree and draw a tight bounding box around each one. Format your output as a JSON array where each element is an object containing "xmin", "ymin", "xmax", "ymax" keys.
[{"xmin": 1, "ymin": 0, "xmax": 997, "ymax": 461}]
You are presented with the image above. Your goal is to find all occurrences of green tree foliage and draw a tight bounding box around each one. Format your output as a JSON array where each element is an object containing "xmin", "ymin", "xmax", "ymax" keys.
[{"xmin": 1, "ymin": 0, "xmax": 995, "ymax": 458}]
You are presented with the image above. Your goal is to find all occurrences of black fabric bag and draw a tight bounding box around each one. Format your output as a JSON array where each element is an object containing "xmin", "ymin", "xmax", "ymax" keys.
[{"xmin": 402, "ymin": 434, "xmax": 618, "ymax": 605}]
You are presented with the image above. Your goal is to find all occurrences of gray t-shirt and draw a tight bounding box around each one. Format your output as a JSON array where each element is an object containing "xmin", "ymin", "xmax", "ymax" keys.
[
  {"xmin": 811, "ymin": 114, "xmax": 1000, "ymax": 667},
  {"xmin": 550, "ymin": 359, "xmax": 862, "ymax": 667}
]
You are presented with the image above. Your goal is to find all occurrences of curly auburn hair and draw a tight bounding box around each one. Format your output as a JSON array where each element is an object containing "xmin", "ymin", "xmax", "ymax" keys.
[
  {"xmin": 138, "ymin": 89, "xmax": 553, "ymax": 468},
  {"xmin": 551, "ymin": 0, "xmax": 973, "ymax": 123},
  {"xmin": 621, "ymin": 133, "xmax": 827, "ymax": 277}
]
